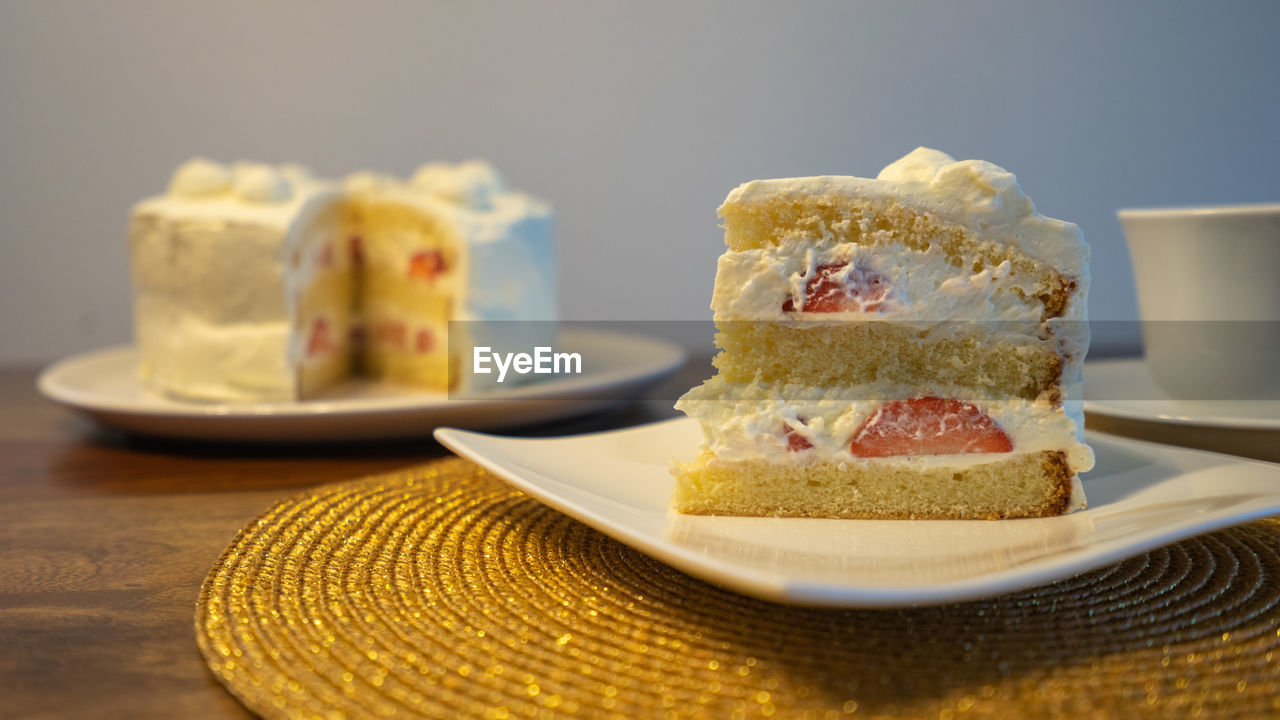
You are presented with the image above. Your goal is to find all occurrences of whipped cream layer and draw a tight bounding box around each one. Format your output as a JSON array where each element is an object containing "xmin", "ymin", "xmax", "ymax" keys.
[
  {"xmin": 713, "ymin": 238, "xmax": 1045, "ymax": 324},
  {"xmin": 676, "ymin": 377, "xmax": 1095, "ymax": 474}
]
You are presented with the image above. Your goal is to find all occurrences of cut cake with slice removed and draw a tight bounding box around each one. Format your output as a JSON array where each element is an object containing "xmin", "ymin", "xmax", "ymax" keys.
[
  {"xmin": 673, "ymin": 148, "xmax": 1093, "ymax": 519},
  {"xmin": 129, "ymin": 158, "xmax": 555, "ymax": 402}
]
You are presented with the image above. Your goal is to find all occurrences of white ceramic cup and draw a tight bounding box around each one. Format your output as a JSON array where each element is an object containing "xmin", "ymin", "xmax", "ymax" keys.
[{"xmin": 1118, "ymin": 203, "xmax": 1280, "ymax": 400}]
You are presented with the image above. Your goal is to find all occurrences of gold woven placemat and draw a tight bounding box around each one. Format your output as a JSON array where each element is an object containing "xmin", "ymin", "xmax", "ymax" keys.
[{"xmin": 196, "ymin": 458, "xmax": 1280, "ymax": 719}]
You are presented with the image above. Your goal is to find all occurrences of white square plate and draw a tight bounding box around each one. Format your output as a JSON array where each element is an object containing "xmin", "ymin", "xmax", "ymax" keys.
[{"xmin": 435, "ymin": 418, "xmax": 1280, "ymax": 607}]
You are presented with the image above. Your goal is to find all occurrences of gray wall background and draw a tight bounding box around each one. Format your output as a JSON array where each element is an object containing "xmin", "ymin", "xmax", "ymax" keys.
[{"xmin": 3, "ymin": 1, "xmax": 1278, "ymax": 365}]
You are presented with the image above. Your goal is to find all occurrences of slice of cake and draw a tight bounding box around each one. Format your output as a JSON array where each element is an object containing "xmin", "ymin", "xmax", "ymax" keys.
[
  {"xmin": 673, "ymin": 148, "xmax": 1093, "ymax": 519},
  {"xmin": 129, "ymin": 158, "xmax": 554, "ymax": 402}
]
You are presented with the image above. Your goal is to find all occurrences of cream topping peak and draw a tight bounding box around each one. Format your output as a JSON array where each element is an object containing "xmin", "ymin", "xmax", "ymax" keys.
[
  {"xmin": 878, "ymin": 147, "xmax": 1034, "ymax": 219},
  {"xmin": 344, "ymin": 171, "xmax": 401, "ymax": 194},
  {"xmin": 231, "ymin": 162, "xmax": 293, "ymax": 203},
  {"xmin": 874, "ymin": 147, "xmax": 955, "ymax": 183},
  {"xmin": 168, "ymin": 158, "xmax": 233, "ymax": 198},
  {"xmin": 166, "ymin": 158, "xmax": 300, "ymax": 204},
  {"xmin": 411, "ymin": 160, "xmax": 506, "ymax": 210}
]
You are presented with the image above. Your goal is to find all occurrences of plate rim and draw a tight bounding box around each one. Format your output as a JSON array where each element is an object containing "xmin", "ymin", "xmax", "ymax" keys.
[
  {"xmin": 1084, "ymin": 357, "xmax": 1280, "ymax": 430},
  {"xmin": 36, "ymin": 328, "xmax": 687, "ymax": 440},
  {"xmin": 37, "ymin": 327, "xmax": 687, "ymax": 418},
  {"xmin": 435, "ymin": 417, "xmax": 1280, "ymax": 608}
]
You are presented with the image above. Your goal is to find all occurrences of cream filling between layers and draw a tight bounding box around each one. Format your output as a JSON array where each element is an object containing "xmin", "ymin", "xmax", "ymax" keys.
[
  {"xmin": 712, "ymin": 238, "xmax": 1044, "ymax": 324},
  {"xmin": 675, "ymin": 378, "xmax": 1095, "ymax": 474}
]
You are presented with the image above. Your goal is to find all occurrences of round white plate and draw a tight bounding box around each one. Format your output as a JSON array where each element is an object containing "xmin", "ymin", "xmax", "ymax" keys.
[
  {"xmin": 37, "ymin": 328, "xmax": 687, "ymax": 442},
  {"xmin": 1084, "ymin": 358, "xmax": 1280, "ymax": 430},
  {"xmin": 436, "ymin": 418, "xmax": 1280, "ymax": 608}
]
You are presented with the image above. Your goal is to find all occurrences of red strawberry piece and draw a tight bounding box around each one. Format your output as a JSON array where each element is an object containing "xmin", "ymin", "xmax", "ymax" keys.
[
  {"xmin": 349, "ymin": 325, "xmax": 367, "ymax": 347},
  {"xmin": 306, "ymin": 317, "xmax": 332, "ymax": 357},
  {"xmin": 849, "ymin": 397, "xmax": 1013, "ymax": 457},
  {"xmin": 784, "ymin": 417, "xmax": 813, "ymax": 452},
  {"xmin": 415, "ymin": 328, "xmax": 434, "ymax": 354},
  {"xmin": 350, "ymin": 235, "xmax": 364, "ymax": 266},
  {"xmin": 782, "ymin": 262, "xmax": 890, "ymax": 313},
  {"xmin": 376, "ymin": 321, "xmax": 406, "ymax": 349},
  {"xmin": 408, "ymin": 250, "xmax": 447, "ymax": 282}
]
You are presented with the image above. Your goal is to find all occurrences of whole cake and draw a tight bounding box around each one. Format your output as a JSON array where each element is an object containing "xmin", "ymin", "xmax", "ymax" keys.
[
  {"xmin": 673, "ymin": 148, "xmax": 1093, "ymax": 519},
  {"xmin": 129, "ymin": 158, "xmax": 554, "ymax": 402}
]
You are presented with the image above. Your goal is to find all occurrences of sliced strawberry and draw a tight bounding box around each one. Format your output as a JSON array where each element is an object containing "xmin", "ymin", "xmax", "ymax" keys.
[
  {"xmin": 306, "ymin": 317, "xmax": 332, "ymax": 357},
  {"xmin": 782, "ymin": 262, "xmax": 890, "ymax": 313},
  {"xmin": 349, "ymin": 324, "xmax": 367, "ymax": 347},
  {"xmin": 414, "ymin": 328, "xmax": 434, "ymax": 354},
  {"xmin": 408, "ymin": 250, "xmax": 447, "ymax": 282},
  {"xmin": 849, "ymin": 397, "xmax": 1013, "ymax": 457},
  {"xmin": 783, "ymin": 416, "xmax": 813, "ymax": 452},
  {"xmin": 350, "ymin": 235, "xmax": 364, "ymax": 266},
  {"xmin": 375, "ymin": 320, "xmax": 406, "ymax": 349}
]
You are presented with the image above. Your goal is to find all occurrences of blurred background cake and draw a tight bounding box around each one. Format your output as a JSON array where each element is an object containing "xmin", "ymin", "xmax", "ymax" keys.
[{"xmin": 128, "ymin": 158, "xmax": 554, "ymax": 402}]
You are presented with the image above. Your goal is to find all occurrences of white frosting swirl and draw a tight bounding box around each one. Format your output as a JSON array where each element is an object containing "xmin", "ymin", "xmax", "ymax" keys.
[
  {"xmin": 412, "ymin": 160, "xmax": 506, "ymax": 209},
  {"xmin": 879, "ymin": 147, "xmax": 1035, "ymax": 221},
  {"xmin": 874, "ymin": 147, "xmax": 955, "ymax": 183},
  {"xmin": 168, "ymin": 158, "xmax": 233, "ymax": 199},
  {"xmin": 344, "ymin": 171, "xmax": 401, "ymax": 194},
  {"xmin": 232, "ymin": 163, "xmax": 293, "ymax": 203},
  {"xmin": 278, "ymin": 163, "xmax": 313, "ymax": 184}
]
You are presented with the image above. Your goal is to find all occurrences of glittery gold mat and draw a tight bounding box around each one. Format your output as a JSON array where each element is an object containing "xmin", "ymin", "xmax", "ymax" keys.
[{"xmin": 196, "ymin": 457, "xmax": 1280, "ymax": 719}]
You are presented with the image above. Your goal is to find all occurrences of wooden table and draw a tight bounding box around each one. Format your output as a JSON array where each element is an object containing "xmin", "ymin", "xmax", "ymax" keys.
[
  {"xmin": 0, "ymin": 364, "xmax": 705, "ymax": 719},
  {"xmin": 2, "ymin": 361, "xmax": 1275, "ymax": 718}
]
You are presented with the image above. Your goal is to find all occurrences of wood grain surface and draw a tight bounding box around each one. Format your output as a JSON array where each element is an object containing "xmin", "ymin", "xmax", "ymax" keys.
[
  {"xmin": 0, "ymin": 363, "xmax": 704, "ymax": 720},
  {"xmin": 1, "ymin": 359, "xmax": 1274, "ymax": 719}
]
